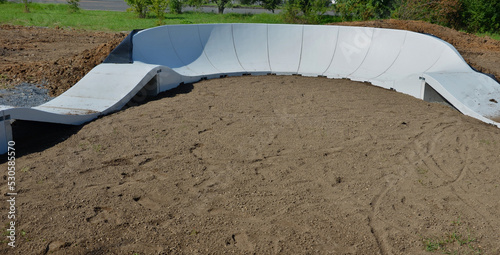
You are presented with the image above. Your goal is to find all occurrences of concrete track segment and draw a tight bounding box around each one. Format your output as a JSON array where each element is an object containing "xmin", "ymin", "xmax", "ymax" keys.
[{"xmin": 1, "ymin": 24, "xmax": 499, "ymax": 154}]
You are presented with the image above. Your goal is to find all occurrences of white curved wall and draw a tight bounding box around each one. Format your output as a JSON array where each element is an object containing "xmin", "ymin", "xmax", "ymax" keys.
[
  {"xmin": 0, "ymin": 23, "xmax": 499, "ymax": 154},
  {"xmin": 132, "ymin": 24, "xmax": 500, "ymax": 126}
]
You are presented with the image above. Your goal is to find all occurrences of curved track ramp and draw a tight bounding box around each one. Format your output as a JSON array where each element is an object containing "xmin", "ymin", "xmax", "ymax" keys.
[{"xmin": 1, "ymin": 24, "xmax": 500, "ymax": 154}]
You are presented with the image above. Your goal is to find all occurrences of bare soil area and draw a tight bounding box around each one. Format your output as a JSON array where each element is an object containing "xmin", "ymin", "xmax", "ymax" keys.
[
  {"xmin": 1, "ymin": 21, "xmax": 500, "ymax": 254},
  {"xmin": 0, "ymin": 24, "xmax": 125, "ymax": 96}
]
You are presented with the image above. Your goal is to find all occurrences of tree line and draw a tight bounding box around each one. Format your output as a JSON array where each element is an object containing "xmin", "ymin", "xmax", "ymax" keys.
[
  {"xmin": 124, "ymin": 0, "xmax": 499, "ymax": 33},
  {"xmin": 124, "ymin": 0, "xmax": 335, "ymax": 24},
  {"xmin": 4, "ymin": 0, "xmax": 495, "ymax": 33},
  {"xmin": 335, "ymin": 0, "xmax": 500, "ymax": 33}
]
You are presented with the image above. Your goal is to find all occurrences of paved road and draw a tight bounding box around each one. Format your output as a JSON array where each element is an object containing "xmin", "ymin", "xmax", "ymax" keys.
[{"xmin": 28, "ymin": 0, "xmax": 282, "ymax": 14}]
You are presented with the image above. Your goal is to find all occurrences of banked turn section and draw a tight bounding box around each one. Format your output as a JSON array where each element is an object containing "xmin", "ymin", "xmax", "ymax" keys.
[{"xmin": 1, "ymin": 24, "xmax": 500, "ymax": 154}]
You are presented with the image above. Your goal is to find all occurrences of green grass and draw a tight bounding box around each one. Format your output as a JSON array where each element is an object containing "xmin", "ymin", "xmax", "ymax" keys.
[
  {"xmin": 0, "ymin": 2, "xmax": 285, "ymax": 31},
  {"xmin": 423, "ymin": 232, "xmax": 481, "ymax": 254},
  {"xmin": 422, "ymin": 219, "xmax": 483, "ymax": 254},
  {"xmin": 477, "ymin": 32, "xmax": 500, "ymax": 41}
]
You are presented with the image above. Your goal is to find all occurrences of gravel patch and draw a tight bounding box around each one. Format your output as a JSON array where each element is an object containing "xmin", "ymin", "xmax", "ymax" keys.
[{"xmin": 0, "ymin": 83, "xmax": 53, "ymax": 107}]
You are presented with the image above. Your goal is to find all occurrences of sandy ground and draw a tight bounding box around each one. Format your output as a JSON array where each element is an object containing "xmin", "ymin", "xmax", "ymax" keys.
[{"xmin": 0, "ymin": 21, "xmax": 500, "ymax": 254}]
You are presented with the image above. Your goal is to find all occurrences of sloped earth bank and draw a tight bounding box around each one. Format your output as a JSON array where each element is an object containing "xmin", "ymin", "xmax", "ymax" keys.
[
  {"xmin": 0, "ymin": 24, "xmax": 126, "ymax": 96},
  {"xmin": 0, "ymin": 21, "xmax": 499, "ymax": 254}
]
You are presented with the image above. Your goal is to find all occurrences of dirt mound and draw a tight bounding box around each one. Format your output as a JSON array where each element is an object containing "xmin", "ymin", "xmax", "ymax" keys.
[
  {"xmin": 332, "ymin": 19, "xmax": 500, "ymax": 80},
  {"xmin": 4, "ymin": 75, "xmax": 500, "ymax": 255},
  {"xmin": 0, "ymin": 25, "xmax": 125, "ymax": 96}
]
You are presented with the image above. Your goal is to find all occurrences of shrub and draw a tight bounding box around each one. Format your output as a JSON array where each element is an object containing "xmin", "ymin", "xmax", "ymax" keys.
[
  {"xmin": 460, "ymin": 0, "xmax": 500, "ymax": 33},
  {"xmin": 185, "ymin": 0, "xmax": 204, "ymax": 9},
  {"xmin": 281, "ymin": 0, "xmax": 306, "ymax": 23},
  {"xmin": 125, "ymin": 0, "xmax": 152, "ymax": 18},
  {"xmin": 168, "ymin": 0, "xmax": 183, "ymax": 14},
  {"xmin": 335, "ymin": 0, "xmax": 395, "ymax": 21},
  {"xmin": 281, "ymin": 0, "xmax": 331, "ymax": 24},
  {"xmin": 305, "ymin": 0, "xmax": 331, "ymax": 23},
  {"xmin": 436, "ymin": 0, "xmax": 462, "ymax": 29},
  {"xmin": 262, "ymin": 0, "xmax": 281, "ymax": 13},
  {"xmin": 390, "ymin": 0, "xmax": 500, "ymax": 32},
  {"xmin": 239, "ymin": 0, "xmax": 258, "ymax": 5},
  {"xmin": 150, "ymin": 0, "xmax": 168, "ymax": 25},
  {"xmin": 391, "ymin": 0, "xmax": 462, "ymax": 28},
  {"xmin": 67, "ymin": 0, "xmax": 80, "ymax": 13}
]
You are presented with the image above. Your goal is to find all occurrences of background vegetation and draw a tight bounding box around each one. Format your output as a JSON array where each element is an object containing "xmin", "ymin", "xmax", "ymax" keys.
[
  {"xmin": 0, "ymin": 2, "xmax": 286, "ymax": 31},
  {"xmin": 334, "ymin": 0, "xmax": 500, "ymax": 33},
  {"xmin": 0, "ymin": 0, "xmax": 499, "ymax": 35},
  {"xmin": 122, "ymin": 0, "xmax": 499, "ymax": 32}
]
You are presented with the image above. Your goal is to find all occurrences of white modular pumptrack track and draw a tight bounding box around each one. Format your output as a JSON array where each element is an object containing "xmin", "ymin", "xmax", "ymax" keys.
[{"xmin": 1, "ymin": 23, "xmax": 500, "ymax": 154}]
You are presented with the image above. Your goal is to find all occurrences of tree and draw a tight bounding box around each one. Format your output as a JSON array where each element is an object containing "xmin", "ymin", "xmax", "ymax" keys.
[
  {"xmin": 215, "ymin": 0, "xmax": 231, "ymax": 14},
  {"xmin": 262, "ymin": 0, "xmax": 281, "ymax": 13},
  {"xmin": 125, "ymin": 0, "xmax": 152, "ymax": 18},
  {"xmin": 22, "ymin": 0, "xmax": 30, "ymax": 13},
  {"xmin": 150, "ymin": 0, "xmax": 168, "ymax": 24}
]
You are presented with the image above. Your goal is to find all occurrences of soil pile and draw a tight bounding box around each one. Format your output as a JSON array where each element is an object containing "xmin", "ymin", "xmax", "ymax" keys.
[{"xmin": 0, "ymin": 25, "xmax": 125, "ymax": 96}]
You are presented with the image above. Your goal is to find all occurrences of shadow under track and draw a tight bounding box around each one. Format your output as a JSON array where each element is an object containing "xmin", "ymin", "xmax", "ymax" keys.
[{"xmin": 1, "ymin": 82, "xmax": 195, "ymax": 161}]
